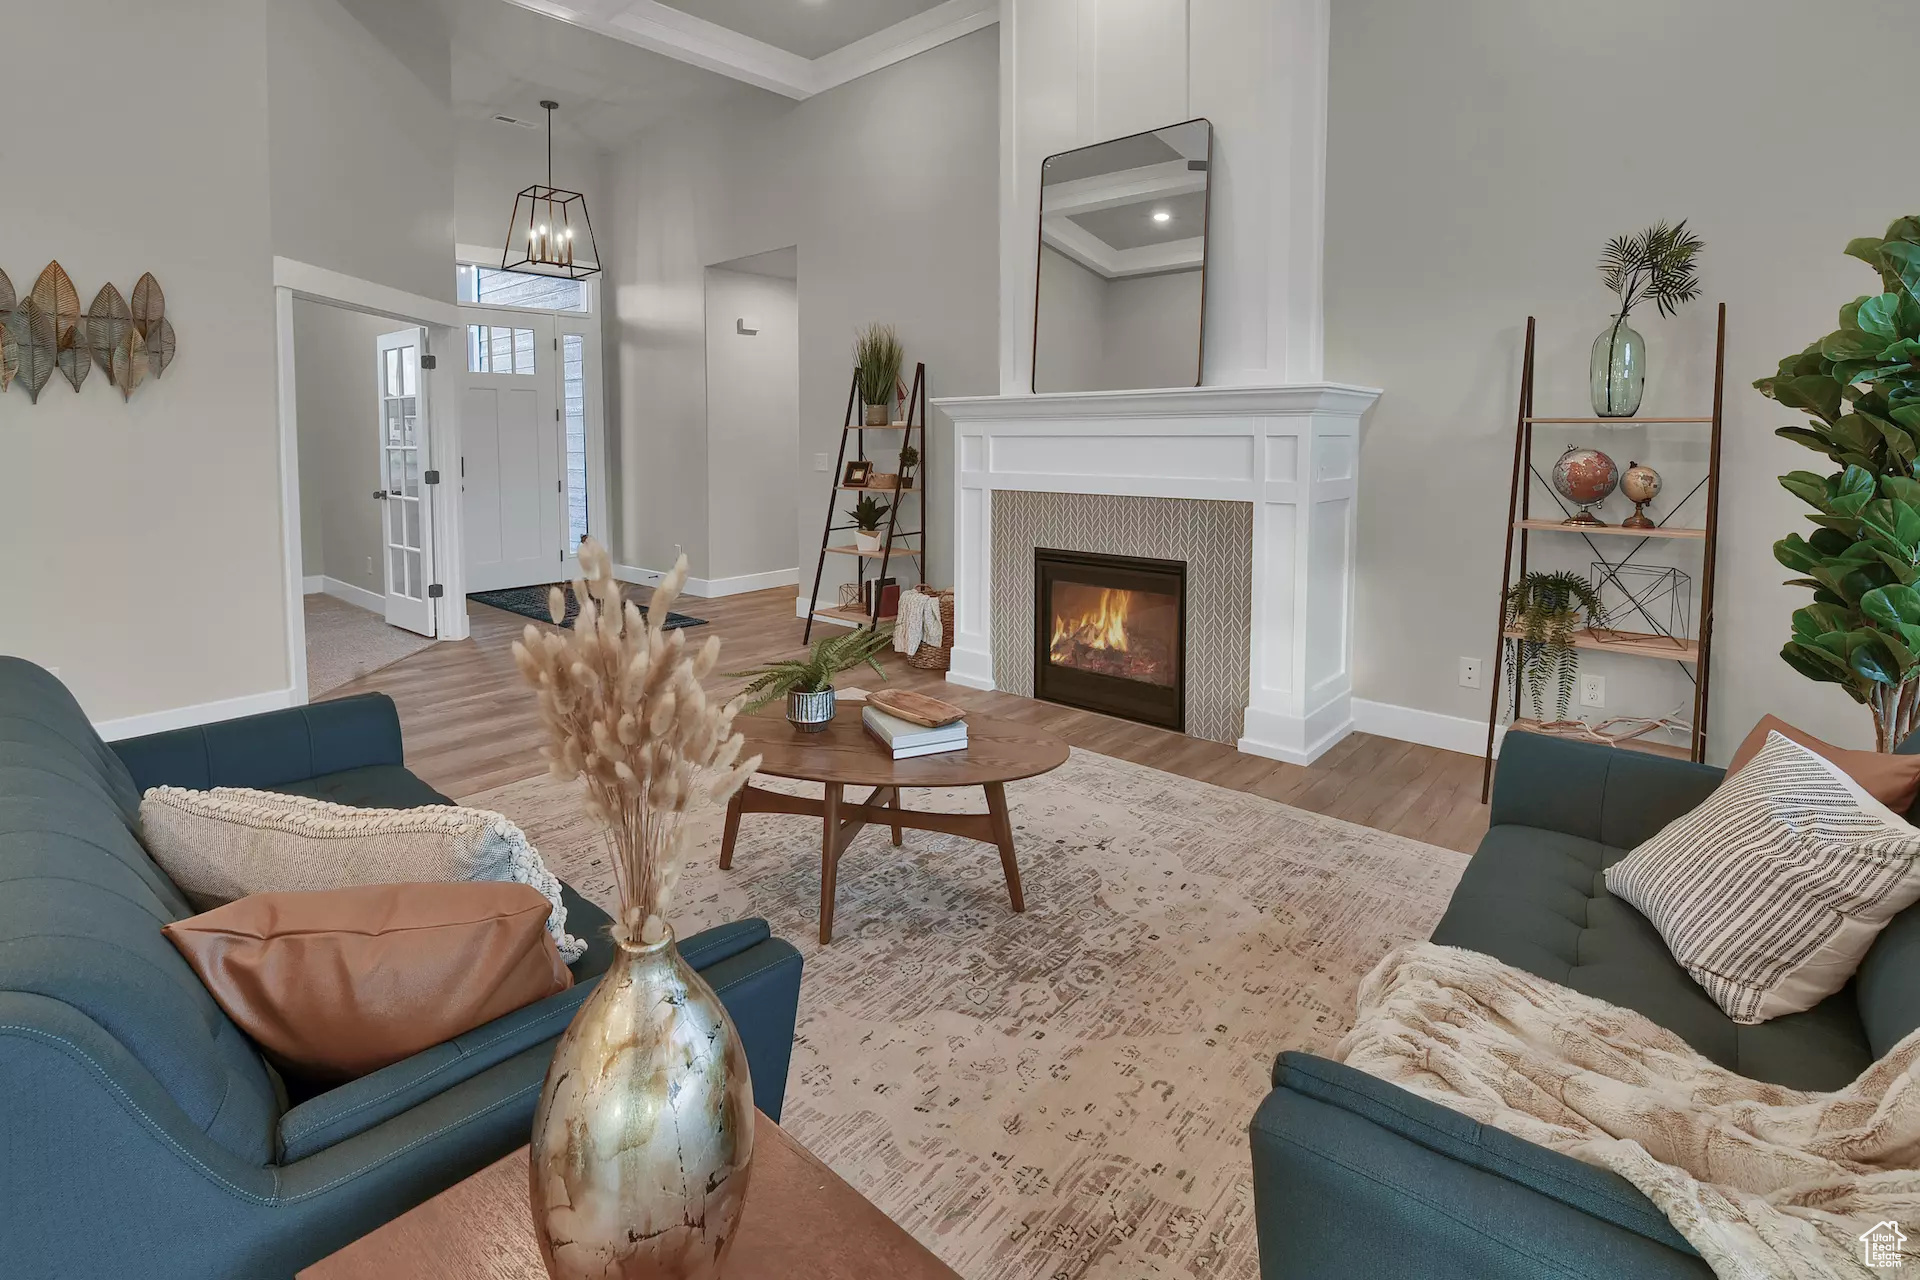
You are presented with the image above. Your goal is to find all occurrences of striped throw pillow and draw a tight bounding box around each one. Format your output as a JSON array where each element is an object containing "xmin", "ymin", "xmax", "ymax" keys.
[{"xmin": 1606, "ymin": 731, "xmax": 1920, "ymax": 1024}]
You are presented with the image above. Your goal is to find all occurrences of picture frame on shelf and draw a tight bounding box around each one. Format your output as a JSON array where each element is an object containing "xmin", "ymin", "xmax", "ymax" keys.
[{"xmin": 842, "ymin": 459, "xmax": 872, "ymax": 488}]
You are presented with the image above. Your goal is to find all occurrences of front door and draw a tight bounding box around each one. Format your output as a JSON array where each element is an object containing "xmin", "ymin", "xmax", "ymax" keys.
[
  {"xmin": 375, "ymin": 328, "xmax": 435, "ymax": 636},
  {"xmin": 460, "ymin": 312, "xmax": 563, "ymax": 592}
]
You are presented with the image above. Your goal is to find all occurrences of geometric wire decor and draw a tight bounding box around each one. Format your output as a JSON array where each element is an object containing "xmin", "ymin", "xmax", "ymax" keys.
[{"xmin": 500, "ymin": 100, "xmax": 600, "ymax": 281}]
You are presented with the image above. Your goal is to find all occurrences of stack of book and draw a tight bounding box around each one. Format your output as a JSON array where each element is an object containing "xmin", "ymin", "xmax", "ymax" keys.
[{"xmin": 862, "ymin": 703, "xmax": 968, "ymax": 759}]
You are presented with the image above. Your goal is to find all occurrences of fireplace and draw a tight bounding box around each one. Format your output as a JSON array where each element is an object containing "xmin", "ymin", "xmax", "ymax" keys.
[{"xmin": 1034, "ymin": 547, "xmax": 1186, "ymax": 731}]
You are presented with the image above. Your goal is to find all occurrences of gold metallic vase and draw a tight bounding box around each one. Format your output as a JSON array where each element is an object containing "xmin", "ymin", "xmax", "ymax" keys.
[{"xmin": 530, "ymin": 928, "xmax": 755, "ymax": 1279}]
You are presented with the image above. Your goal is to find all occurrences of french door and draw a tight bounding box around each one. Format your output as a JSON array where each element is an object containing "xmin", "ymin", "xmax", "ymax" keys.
[
  {"xmin": 459, "ymin": 311, "xmax": 600, "ymax": 590},
  {"xmin": 375, "ymin": 328, "xmax": 435, "ymax": 636}
]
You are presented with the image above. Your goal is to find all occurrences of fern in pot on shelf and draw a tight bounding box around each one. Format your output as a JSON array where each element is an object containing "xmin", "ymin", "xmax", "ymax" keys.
[
  {"xmin": 1759, "ymin": 215, "xmax": 1920, "ymax": 750},
  {"xmin": 511, "ymin": 538, "xmax": 764, "ymax": 1280},
  {"xmin": 855, "ymin": 323, "xmax": 903, "ymax": 425},
  {"xmin": 1503, "ymin": 571, "xmax": 1606, "ymax": 724},
  {"xmin": 849, "ymin": 492, "xmax": 891, "ymax": 553},
  {"xmin": 728, "ymin": 627, "xmax": 893, "ymax": 732}
]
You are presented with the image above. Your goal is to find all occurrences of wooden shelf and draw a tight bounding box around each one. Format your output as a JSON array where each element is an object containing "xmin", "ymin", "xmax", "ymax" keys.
[
  {"xmin": 836, "ymin": 486, "xmax": 920, "ymax": 494},
  {"xmin": 1525, "ymin": 417, "xmax": 1714, "ymax": 425},
  {"xmin": 1515, "ymin": 518, "xmax": 1705, "ymax": 540},
  {"xmin": 811, "ymin": 604, "xmax": 895, "ymax": 625},
  {"xmin": 844, "ymin": 424, "xmax": 908, "ymax": 430},
  {"xmin": 1507, "ymin": 719, "xmax": 1693, "ymax": 759},
  {"xmin": 825, "ymin": 545, "xmax": 920, "ymax": 560},
  {"xmin": 1503, "ymin": 626, "xmax": 1697, "ymax": 663}
]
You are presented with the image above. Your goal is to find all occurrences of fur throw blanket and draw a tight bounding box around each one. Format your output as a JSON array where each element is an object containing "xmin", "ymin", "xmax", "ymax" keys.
[{"xmin": 1335, "ymin": 944, "xmax": 1920, "ymax": 1279}]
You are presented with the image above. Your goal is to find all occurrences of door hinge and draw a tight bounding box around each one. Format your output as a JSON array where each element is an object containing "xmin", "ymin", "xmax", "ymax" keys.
[
  {"xmin": 555, "ymin": 409, "xmax": 561, "ymax": 421},
  {"xmin": 557, "ymin": 479, "xmax": 563, "ymax": 493},
  {"xmin": 420, "ymin": 354, "xmax": 437, "ymax": 371},
  {"xmin": 427, "ymin": 584, "xmax": 444, "ymax": 599},
  {"xmin": 424, "ymin": 469, "xmax": 440, "ymax": 485}
]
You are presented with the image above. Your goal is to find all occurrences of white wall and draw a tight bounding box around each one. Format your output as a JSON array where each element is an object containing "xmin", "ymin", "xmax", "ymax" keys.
[
  {"xmin": 1000, "ymin": 0, "xmax": 1329, "ymax": 391},
  {"xmin": 269, "ymin": 0, "xmax": 455, "ymax": 302},
  {"xmin": 704, "ymin": 268, "xmax": 800, "ymax": 582},
  {"xmin": 1325, "ymin": 0, "xmax": 1920, "ymax": 760},
  {"xmin": 0, "ymin": 0, "xmax": 285, "ymax": 725},
  {"xmin": 294, "ymin": 300, "xmax": 392, "ymax": 594},
  {"xmin": 604, "ymin": 29, "xmax": 999, "ymax": 593}
]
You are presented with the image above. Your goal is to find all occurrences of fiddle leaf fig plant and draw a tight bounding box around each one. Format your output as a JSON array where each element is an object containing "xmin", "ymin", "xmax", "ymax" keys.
[{"xmin": 1759, "ymin": 215, "xmax": 1920, "ymax": 750}]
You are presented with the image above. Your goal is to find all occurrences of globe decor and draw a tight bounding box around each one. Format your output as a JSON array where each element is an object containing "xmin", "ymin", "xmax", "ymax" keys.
[{"xmin": 1551, "ymin": 446, "xmax": 1619, "ymax": 526}]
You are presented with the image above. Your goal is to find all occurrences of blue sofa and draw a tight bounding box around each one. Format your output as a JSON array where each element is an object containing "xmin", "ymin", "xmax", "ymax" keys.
[
  {"xmin": 1251, "ymin": 730, "xmax": 1920, "ymax": 1278},
  {"xmin": 0, "ymin": 657, "xmax": 803, "ymax": 1279}
]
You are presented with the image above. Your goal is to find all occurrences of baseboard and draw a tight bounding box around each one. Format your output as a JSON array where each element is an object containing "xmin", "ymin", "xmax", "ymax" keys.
[
  {"xmin": 615, "ymin": 564, "xmax": 796, "ymax": 599},
  {"xmin": 795, "ymin": 596, "xmax": 860, "ymax": 628},
  {"xmin": 301, "ymin": 574, "xmax": 324, "ymax": 594},
  {"xmin": 314, "ymin": 576, "xmax": 385, "ymax": 615},
  {"xmin": 94, "ymin": 686, "xmax": 301, "ymax": 743},
  {"xmin": 1351, "ymin": 698, "xmax": 1505, "ymax": 758}
]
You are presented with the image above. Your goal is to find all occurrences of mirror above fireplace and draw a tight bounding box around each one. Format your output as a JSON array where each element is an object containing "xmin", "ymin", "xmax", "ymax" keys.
[{"xmin": 1031, "ymin": 118, "xmax": 1213, "ymax": 394}]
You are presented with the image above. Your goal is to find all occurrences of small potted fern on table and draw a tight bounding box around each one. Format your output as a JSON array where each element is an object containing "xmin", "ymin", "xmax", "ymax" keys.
[{"xmin": 730, "ymin": 627, "xmax": 894, "ymax": 732}]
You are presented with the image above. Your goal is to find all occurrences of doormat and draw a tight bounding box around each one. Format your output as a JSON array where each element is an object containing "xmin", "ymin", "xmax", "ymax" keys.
[{"xmin": 468, "ymin": 584, "xmax": 707, "ymax": 632}]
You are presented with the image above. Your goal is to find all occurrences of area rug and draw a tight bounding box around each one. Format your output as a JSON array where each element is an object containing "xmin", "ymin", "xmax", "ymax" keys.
[
  {"xmin": 304, "ymin": 592, "xmax": 435, "ymax": 696},
  {"xmin": 463, "ymin": 748, "xmax": 1468, "ymax": 1280},
  {"xmin": 468, "ymin": 583, "xmax": 705, "ymax": 631}
]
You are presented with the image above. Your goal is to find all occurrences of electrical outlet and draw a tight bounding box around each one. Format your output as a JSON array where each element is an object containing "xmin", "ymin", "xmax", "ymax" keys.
[
  {"xmin": 366, "ymin": 555, "xmax": 374, "ymax": 577},
  {"xmin": 1580, "ymin": 674, "xmax": 1605, "ymax": 708},
  {"xmin": 814, "ymin": 453, "xmax": 830, "ymax": 472},
  {"xmin": 1458, "ymin": 657, "xmax": 1482, "ymax": 690}
]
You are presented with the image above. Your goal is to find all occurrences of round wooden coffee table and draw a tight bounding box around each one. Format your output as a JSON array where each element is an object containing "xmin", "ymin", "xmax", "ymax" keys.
[{"xmin": 720, "ymin": 704, "xmax": 1070, "ymax": 943}]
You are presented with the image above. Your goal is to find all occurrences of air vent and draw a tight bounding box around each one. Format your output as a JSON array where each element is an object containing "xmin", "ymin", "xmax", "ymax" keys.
[{"xmin": 492, "ymin": 114, "xmax": 538, "ymax": 129}]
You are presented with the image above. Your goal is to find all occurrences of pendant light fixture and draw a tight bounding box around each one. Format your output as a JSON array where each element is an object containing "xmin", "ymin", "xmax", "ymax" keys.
[{"xmin": 500, "ymin": 100, "xmax": 600, "ymax": 279}]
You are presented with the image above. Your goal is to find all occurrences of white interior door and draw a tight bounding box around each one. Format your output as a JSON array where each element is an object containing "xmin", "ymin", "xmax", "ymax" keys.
[
  {"xmin": 375, "ymin": 328, "xmax": 435, "ymax": 636},
  {"xmin": 460, "ymin": 312, "xmax": 562, "ymax": 592}
]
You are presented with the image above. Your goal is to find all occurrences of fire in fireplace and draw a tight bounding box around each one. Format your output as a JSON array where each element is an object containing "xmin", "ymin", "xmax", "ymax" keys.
[{"xmin": 1034, "ymin": 548, "xmax": 1186, "ymax": 731}]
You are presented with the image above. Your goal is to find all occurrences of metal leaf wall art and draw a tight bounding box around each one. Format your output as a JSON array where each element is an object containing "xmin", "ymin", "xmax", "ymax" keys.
[{"xmin": 0, "ymin": 267, "xmax": 173, "ymax": 405}]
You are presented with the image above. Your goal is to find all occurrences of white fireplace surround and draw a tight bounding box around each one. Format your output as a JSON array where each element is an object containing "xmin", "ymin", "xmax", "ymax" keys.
[{"xmin": 934, "ymin": 383, "xmax": 1381, "ymax": 765}]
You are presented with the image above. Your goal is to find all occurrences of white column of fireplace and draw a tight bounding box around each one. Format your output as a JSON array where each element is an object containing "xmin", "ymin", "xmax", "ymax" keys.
[{"xmin": 934, "ymin": 384, "xmax": 1379, "ymax": 765}]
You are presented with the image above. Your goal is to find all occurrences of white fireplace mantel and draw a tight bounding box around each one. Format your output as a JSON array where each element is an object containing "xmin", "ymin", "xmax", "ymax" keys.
[{"xmin": 934, "ymin": 383, "xmax": 1380, "ymax": 765}]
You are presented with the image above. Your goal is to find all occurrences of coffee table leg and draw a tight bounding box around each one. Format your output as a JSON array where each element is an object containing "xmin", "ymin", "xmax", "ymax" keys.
[
  {"xmin": 983, "ymin": 781, "xmax": 1025, "ymax": 913},
  {"xmin": 719, "ymin": 787, "xmax": 745, "ymax": 870},
  {"xmin": 819, "ymin": 783, "xmax": 843, "ymax": 944},
  {"xmin": 886, "ymin": 786, "xmax": 903, "ymax": 847}
]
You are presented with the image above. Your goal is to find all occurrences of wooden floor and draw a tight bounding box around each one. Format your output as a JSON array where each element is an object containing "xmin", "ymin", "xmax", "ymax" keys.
[{"xmin": 324, "ymin": 585, "xmax": 1491, "ymax": 854}]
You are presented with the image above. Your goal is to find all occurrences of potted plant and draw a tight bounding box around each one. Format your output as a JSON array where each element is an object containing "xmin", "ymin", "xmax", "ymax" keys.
[
  {"xmin": 1503, "ymin": 571, "xmax": 1606, "ymax": 724},
  {"xmin": 729, "ymin": 627, "xmax": 894, "ymax": 732},
  {"xmin": 849, "ymin": 493, "xmax": 891, "ymax": 552},
  {"xmin": 1759, "ymin": 215, "xmax": 1920, "ymax": 750},
  {"xmin": 855, "ymin": 324, "xmax": 903, "ymax": 425},
  {"xmin": 898, "ymin": 443, "xmax": 918, "ymax": 490},
  {"xmin": 1592, "ymin": 221, "xmax": 1705, "ymax": 417}
]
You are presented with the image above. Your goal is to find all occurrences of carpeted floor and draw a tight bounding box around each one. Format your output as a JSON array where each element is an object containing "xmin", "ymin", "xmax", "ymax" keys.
[
  {"xmin": 304, "ymin": 593, "xmax": 436, "ymax": 697},
  {"xmin": 464, "ymin": 747, "xmax": 1468, "ymax": 1280},
  {"xmin": 469, "ymin": 583, "xmax": 706, "ymax": 631}
]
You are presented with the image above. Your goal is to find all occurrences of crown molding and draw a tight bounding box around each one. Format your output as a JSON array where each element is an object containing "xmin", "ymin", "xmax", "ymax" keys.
[{"xmin": 499, "ymin": 0, "xmax": 997, "ymax": 101}]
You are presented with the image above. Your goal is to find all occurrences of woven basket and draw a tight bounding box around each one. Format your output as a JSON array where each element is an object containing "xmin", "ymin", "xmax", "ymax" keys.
[{"xmin": 905, "ymin": 589, "xmax": 956, "ymax": 671}]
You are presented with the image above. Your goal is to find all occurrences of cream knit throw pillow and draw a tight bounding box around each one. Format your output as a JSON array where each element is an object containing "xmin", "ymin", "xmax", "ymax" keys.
[{"xmin": 139, "ymin": 787, "xmax": 587, "ymax": 962}]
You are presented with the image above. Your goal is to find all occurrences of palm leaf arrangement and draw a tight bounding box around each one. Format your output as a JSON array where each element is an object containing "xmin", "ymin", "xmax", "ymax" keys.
[
  {"xmin": 727, "ymin": 628, "xmax": 894, "ymax": 713},
  {"xmin": 1504, "ymin": 571, "xmax": 1606, "ymax": 722},
  {"xmin": 1598, "ymin": 221, "xmax": 1705, "ymax": 320}
]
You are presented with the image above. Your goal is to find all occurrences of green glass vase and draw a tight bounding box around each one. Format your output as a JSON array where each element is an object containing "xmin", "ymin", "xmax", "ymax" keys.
[{"xmin": 1590, "ymin": 315, "xmax": 1646, "ymax": 417}]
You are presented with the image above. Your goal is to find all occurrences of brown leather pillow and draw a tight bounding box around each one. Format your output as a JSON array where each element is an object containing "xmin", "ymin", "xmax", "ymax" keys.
[
  {"xmin": 1726, "ymin": 715, "xmax": 1920, "ymax": 812},
  {"xmin": 163, "ymin": 881, "xmax": 573, "ymax": 1082}
]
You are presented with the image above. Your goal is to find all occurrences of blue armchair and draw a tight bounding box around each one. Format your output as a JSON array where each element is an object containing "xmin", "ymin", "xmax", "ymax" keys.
[{"xmin": 0, "ymin": 657, "xmax": 803, "ymax": 1279}]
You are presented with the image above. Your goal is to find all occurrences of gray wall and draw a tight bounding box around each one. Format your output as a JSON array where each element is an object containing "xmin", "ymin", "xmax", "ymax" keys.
[
  {"xmin": 704, "ymin": 268, "xmax": 800, "ymax": 581},
  {"xmin": 602, "ymin": 28, "xmax": 999, "ymax": 594},
  {"xmin": 294, "ymin": 300, "xmax": 393, "ymax": 593},
  {"xmin": 1035, "ymin": 248, "xmax": 1203, "ymax": 392},
  {"xmin": 1326, "ymin": 0, "xmax": 1920, "ymax": 759},
  {"xmin": 0, "ymin": 0, "xmax": 284, "ymax": 724},
  {"xmin": 269, "ymin": 0, "xmax": 455, "ymax": 302},
  {"xmin": 1035, "ymin": 247, "xmax": 1106, "ymax": 393}
]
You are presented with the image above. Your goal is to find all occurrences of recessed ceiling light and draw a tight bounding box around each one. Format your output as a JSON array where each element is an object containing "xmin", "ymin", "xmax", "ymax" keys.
[{"xmin": 1152, "ymin": 209, "xmax": 1172, "ymax": 223}]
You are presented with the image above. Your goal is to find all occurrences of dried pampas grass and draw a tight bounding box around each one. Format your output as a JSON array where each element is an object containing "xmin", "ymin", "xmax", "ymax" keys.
[{"xmin": 512, "ymin": 538, "xmax": 760, "ymax": 945}]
